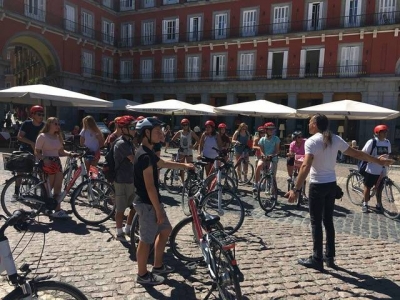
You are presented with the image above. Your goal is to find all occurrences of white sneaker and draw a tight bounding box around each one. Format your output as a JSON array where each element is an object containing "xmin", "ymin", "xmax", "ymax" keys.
[
  {"xmin": 123, "ymin": 225, "xmax": 131, "ymax": 236},
  {"xmin": 51, "ymin": 210, "xmax": 70, "ymax": 219},
  {"xmin": 252, "ymin": 183, "xmax": 258, "ymax": 192}
]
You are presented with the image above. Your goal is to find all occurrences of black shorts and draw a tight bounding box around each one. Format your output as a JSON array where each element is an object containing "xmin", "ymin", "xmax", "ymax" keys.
[
  {"xmin": 287, "ymin": 157, "xmax": 294, "ymax": 166},
  {"xmin": 363, "ymin": 173, "xmax": 381, "ymax": 188}
]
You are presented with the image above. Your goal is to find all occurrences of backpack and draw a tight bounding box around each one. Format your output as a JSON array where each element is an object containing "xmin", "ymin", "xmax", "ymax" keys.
[
  {"xmin": 102, "ymin": 137, "xmax": 122, "ymax": 183},
  {"xmin": 358, "ymin": 138, "xmax": 377, "ymax": 176}
]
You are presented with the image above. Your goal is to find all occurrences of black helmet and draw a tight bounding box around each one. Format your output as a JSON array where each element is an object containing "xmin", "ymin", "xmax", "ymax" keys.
[
  {"xmin": 135, "ymin": 117, "xmax": 164, "ymax": 136},
  {"xmin": 291, "ymin": 131, "xmax": 302, "ymax": 140}
]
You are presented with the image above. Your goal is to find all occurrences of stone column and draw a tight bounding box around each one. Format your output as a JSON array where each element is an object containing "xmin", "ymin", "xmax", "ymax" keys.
[
  {"xmin": 322, "ymin": 92, "xmax": 334, "ymax": 103},
  {"xmin": 286, "ymin": 92, "xmax": 298, "ymax": 134}
]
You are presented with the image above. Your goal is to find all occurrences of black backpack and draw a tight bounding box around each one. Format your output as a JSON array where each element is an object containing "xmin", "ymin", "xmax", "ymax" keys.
[
  {"xmin": 358, "ymin": 138, "xmax": 377, "ymax": 176},
  {"xmin": 102, "ymin": 137, "xmax": 122, "ymax": 183}
]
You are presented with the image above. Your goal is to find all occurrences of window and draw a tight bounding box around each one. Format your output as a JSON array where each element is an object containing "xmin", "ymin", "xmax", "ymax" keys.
[
  {"xmin": 102, "ymin": 56, "xmax": 113, "ymax": 79},
  {"xmin": 141, "ymin": 59, "xmax": 153, "ymax": 81},
  {"xmin": 24, "ymin": 0, "xmax": 46, "ymax": 21},
  {"xmin": 189, "ymin": 16, "xmax": 202, "ymax": 42},
  {"xmin": 82, "ymin": 51, "xmax": 93, "ymax": 76},
  {"xmin": 143, "ymin": 0, "xmax": 154, "ymax": 8},
  {"xmin": 120, "ymin": 0, "xmax": 135, "ymax": 11},
  {"xmin": 345, "ymin": 0, "xmax": 362, "ymax": 27},
  {"xmin": 238, "ymin": 53, "xmax": 254, "ymax": 79},
  {"xmin": 378, "ymin": 0, "xmax": 396, "ymax": 24},
  {"xmin": 214, "ymin": 13, "xmax": 228, "ymax": 39},
  {"xmin": 267, "ymin": 51, "xmax": 289, "ymax": 79},
  {"xmin": 163, "ymin": 19, "xmax": 179, "ymax": 43},
  {"xmin": 339, "ymin": 46, "xmax": 360, "ymax": 77},
  {"xmin": 273, "ymin": 6, "xmax": 289, "ymax": 34},
  {"xmin": 242, "ymin": 9, "xmax": 257, "ymax": 37},
  {"xmin": 299, "ymin": 48, "xmax": 325, "ymax": 77},
  {"xmin": 211, "ymin": 54, "xmax": 226, "ymax": 80},
  {"xmin": 81, "ymin": 11, "xmax": 94, "ymax": 38},
  {"xmin": 307, "ymin": 2, "xmax": 323, "ymax": 30},
  {"xmin": 103, "ymin": 0, "xmax": 112, "ymax": 8},
  {"xmin": 103, "ymin": 20, "xmax": 115, "ymax": 45},
  {"xmin": 187, "ymin": 56, "xmax": 200, "ymax": 80},
  {"xmin": 65, "ymin": 4, "xmax": 76, "ymax": 32},
  {"xmin": 121, "ymin": 23, "xmax": 133, "ymax": 47},
  {"xmin": 142, "ymin": 21, "xmax": 155, "ymax": 45},
  {"xmin": 163, "ymin": 57, "xmax": 176, "ymax": 82},
  {"xmin": 5, "ymin": 82, "xmax": 11, "ymax": 88},
  {"xmin": 163, "ymin": 0, "xmax": 178, "ymax": 4},
  {"xmin": 120, "ymin": 60, "xmax": 133, "ymax": 82}
]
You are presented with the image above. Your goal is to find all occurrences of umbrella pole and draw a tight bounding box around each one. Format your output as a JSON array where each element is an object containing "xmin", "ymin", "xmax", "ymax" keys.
[{"xmin": 344, "ymin": 116, "xmax": 349, "ymax": 141}]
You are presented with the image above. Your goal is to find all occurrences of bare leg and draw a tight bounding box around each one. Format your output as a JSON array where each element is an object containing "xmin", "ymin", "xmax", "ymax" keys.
[{"xmin": 153, "ymin": 227, "xmax": 172, "ymax": 268}]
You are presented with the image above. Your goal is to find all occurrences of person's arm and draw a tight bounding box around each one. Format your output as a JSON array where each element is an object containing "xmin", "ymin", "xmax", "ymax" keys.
[
  {"xmin": 231, "ymin": 131, "xmax": 239, "ymax": 144},
  {"xmin": 253, "ymin": 137, "xmax": 261, "ymax": 151},
  {"xmin": 157, "ymin": 157, "xmax": 193, "ymax": 170},
  {"xmin": 343, "ymin": 147, "xmax": 394, "ymax": 165},
  {"xmin": 259, "ymin": 138, "xmax": 265, "ymax": 154},
  {"xmin": 17, "ymin": 130, "xmax": 35, "ymax": 151},
  {"xmin": 34, "ymin": 134, "xmax": 45, "ymax": 160},
  {"xmin": 171, "ymin": 130, "xmax": 180, "ymax": 141}
]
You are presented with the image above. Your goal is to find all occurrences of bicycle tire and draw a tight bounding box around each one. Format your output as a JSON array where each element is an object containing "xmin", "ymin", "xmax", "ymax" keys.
[
  {"xmin": 170, "ymin": 216, "xmax": 223, "ymax": 262},
  {"xmin": 203, "ymin": 173, "xmax": 237, "ymax": 194},
  {"xmin": 345, "ymin": 172, "xmax": 364, "ymax": 206},
  {"xmin": 382, "ymin": 181, "xmax": 400, "ymax": 219},
  {"xmin": 257, "ymin": 176, "xmax": 278, "ymax": 213},
  {"xmin": 211, "ymin": 245, "xmax": 242, "ymax": 300},
  {"xmin": 163, "ymin": 168, "xmax": 184, "ymax": 194},
  {"xmin": 201, "ymin": 190, "xmax": 245, "ymax": 235},
  {"xmin": 70, "ymin": 179, "xmax": 115, "ymax": 225},
  {"xmin": 130, "ymin": 213, "xmax": 154, "ymax": 258},
  {"xmin": 224, "ymin": 166, "xmax": 239, "ymax": 190},
  {"xmin": 1, "ymin": 175, "xmax": 47, "ymax": 216},
  {"xmin": 237, "ymin": 160, "xmax": 254, "ymax": 185},
  {"xmin": 3, "ymin": 280, "xmax": 88, "ymax": 300}
]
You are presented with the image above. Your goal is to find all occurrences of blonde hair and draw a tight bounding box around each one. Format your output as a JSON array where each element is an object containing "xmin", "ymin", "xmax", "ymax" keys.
[
  {"xmin": 40, "ymin": 117, "xmax": 64, "ymax": 143},
  {"xmin": 238, "ymin": 123, "xmax": 247, "ymax": 131}
]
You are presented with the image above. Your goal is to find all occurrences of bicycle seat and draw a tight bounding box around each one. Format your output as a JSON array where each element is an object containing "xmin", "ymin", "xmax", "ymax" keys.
[
  {"xmin": 201, "ymin": 212, "xmax": 220, "ymax": 228},
  {"xmin": 194, "ymin": 161, "xmax": 208, "ymax": 167}
]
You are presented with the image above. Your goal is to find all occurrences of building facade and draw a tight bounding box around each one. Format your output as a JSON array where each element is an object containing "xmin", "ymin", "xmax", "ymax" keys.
[{"xmin": 0, "ymin": 0, "xmax": 400, "ymax": 145}]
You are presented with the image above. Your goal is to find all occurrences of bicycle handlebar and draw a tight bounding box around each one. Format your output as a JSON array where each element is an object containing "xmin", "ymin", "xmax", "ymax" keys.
[{"xmin": 0, "ymin": 209, "xmax": 32, "ymax": 236}]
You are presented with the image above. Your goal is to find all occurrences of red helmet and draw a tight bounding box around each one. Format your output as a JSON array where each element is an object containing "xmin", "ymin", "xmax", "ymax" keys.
[
  {"xmin": 115, "ymin": 115, "xmax": 135, "ymax": 127},
  {"xmin": 218, "ymin": 123, "xmax": 227, "ymax": 129},
  {"xmin": 374, "ymin": 124, "xmax": 388, "ymax": 134},
  {"xmin": 264, "ymin": 122, "xmax": 275, "ymax": 129},
  {"xmin": 136, "ymin": 116, "xmax": 145, "ymax": 121},
  {"xmin": 181, "ymin": 118, "xmax": 190, "ymax": 125},
  {"xmin": 30, "ymin": 105, "xmax": 44, "ymax": 115},
  {"xmin": 205, "ymin": 120, "xmax": 215, "ymax": 127},
  {"xmin": 42, "ymin": 161, "xmax": 61, "ymax": 175},
  {"xmin": 257, "ymin": 126, "xmax": 265, "ymax": 132}
]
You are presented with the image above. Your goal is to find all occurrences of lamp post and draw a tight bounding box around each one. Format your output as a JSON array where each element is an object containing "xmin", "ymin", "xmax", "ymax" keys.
[{"xmin": 279, "ymin": 123, "xmax": 285, "ymax": 139}]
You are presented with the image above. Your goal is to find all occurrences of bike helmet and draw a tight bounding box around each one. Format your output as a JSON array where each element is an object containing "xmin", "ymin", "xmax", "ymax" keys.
[
  {"xmin": 291, "ymin": 131, "xmax": 302, "ymax": 140},
  {"xmin": 135, "ymin": 117, "xmax": 165, "ymax": 136},
  {"xmin": 136, "ymin": 116, "xmax": 145, "ymax": 121},
  {"xmin": 218, "ymin": 123, "xmax": 227, "ymax": 129},
  {"xmin": 264, "ymin": 122, "xmax": 275, "ymax": 129},
  {"xmin": 374, "ymin": 124, "xmax": 388, "ymax": 134},
  {"xmin": 41, "ymin": 161, "xmax": 61, "ymax": 175},
  {"xmin": 257, "ymin": 126, "xmax": 265, "ymax": 132},
  {"xmin": 181, "ymin": 118, "xmax": 190, "ymax": 125},
  {"xmin": 115, "ymin": 115, "xmax": 135, "ymax": 127},
  {"xmin": 30, "ymin": 105, "xmax": 44, "ymax": 115},
  {"xmin": 205, "ymin": 120, "xmax": 215, "ymax": 127}
]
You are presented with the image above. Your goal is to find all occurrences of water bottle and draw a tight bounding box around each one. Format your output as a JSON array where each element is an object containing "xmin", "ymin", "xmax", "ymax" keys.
[{"xmin": 0, "ymin": 238, "xmax": 17, "ymax": 276}]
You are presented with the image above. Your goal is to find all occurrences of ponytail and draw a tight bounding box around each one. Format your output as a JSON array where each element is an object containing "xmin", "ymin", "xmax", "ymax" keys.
[{"xmin": 313, "ymin": 114, "xmax": 332, "ymax": 149}]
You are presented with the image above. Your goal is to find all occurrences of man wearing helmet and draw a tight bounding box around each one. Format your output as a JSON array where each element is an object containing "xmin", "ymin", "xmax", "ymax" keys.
[
  {"xmin": 17, "ymin": 105, "xmax": 45, "ymax": 153},
  {"xmin": 112, "ymin": 116, "xmax": 137, "ymax": 241},
  {"xmin": 361, "ymin": 124, "xmax": 391, "ymax": 213},
  {"xmin": 133, "ymin": 117, "xmax": 194, "ymax": 286}
]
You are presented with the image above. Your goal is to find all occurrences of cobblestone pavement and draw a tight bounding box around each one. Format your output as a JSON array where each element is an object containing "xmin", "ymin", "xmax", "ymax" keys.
[{"xmin": 0, "ymin": 150, "xmax": 399, "ymax": 299}]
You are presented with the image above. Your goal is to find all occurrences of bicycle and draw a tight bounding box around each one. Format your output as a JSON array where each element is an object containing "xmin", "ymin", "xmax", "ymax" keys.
[
  {"xmin": 227, "ymin": 144, "xmax": 254, "ymax": 186},
  {"xmin": 345, "ymin": 166, "xmax": 400, "ymax": 219},
  {"xmin": 163, "ymin": 148, "xmax": 186, "ymax": 194},
  {"xmin": 287, "ymin": 154, "xmax": 308, "ymax": 208},
  {"xmin": 0, "ymin": 209, "xmax": 87, "ymax": 299},
  {"xmin": 169, "ymin": 197, "xmax": 243, "ymax": 299},
  {"xmin": 256, "ymin": 155, "xmax": 279, "ymax": 213},
  {"xmin": 1, "ymin": 149, "xmax": 115, "ymax": 225}
]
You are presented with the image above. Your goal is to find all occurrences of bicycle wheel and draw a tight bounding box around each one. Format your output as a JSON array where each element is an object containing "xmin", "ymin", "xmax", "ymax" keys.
[
  {"xmin": 201, "ymin": 190, "xmax": 245, "ymax": 235},
  {"xmin": 163, "ymin": 168, "xmax": 184, "ymax": 194},
  {"xmin": 1, "ymin": 175, "xmax": 47, "ymax": 216},
  {"xmin": 224, "ymin": 166, "xmax": 239, "ymax": 190},
  {"xmin": 170, "ymin": 216, "xmax": 223, "ymax": 262},
  {"xmin": 345, "ymin": 172, "xmax": 364, "ymax": 206},
  {"xmin": 181, "ymin": 179, "xmax": 201, "ymax": 216},
  {"xmin": 130, "ymin": 213, "xmax": 154, "ymax": 257},
  {"xmin": 71, "ymin": 179, "xmax": 115, "ymax": 225},
  {"xmin": 382, "ymin": 181, "xmax": 400, "ymax": 219},
  {"xmin": 3, "ymin": 280, "xmax": 87, "ymax": 300},
  {"xmin": 211, "ymin": 247, "xmax": 242, "ymax": 300},
  {"xmin": 203, "ymin": 173, "xmax": 237, "ymax": 194},
  {"xmin": 257, "ymin": 176, "xmax": 278, "ymax": 213},
  {"xmin": 238, "ymin": 160, "xmax": 254, "ymax": 185}
]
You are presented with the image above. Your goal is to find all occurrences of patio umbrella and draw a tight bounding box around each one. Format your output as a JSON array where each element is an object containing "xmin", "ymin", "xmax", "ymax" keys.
[
  {"xmin": 0, "ymin": 84, "xmax": 112, "ymax": 107},
  {"xmin": 126, "ymin": 99, "xmax": 196, "ymax": 115},
  {"xmin": 297, "ymin": 100, "xmax": 400, "ymax": 120},
  {"xmin": 173, "ymin": 103, "xmax": 217, "ymax": 116},
  {"xmin": 214, "ymin": 99, "xmax": 299, "ymax": 118}
]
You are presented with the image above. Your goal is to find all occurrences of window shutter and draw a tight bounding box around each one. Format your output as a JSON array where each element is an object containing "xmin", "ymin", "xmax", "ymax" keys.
[
  {"xmin": 318, "ymin": 48, "xmax": 325, "ymax": 77},
  {"xmin": 267, "ymin": 52, "xmax": 273, "ymax": 79},
  {"xmin": 299, "ymin": 49, "xmax": 306, "ymax": 77},
  {"xmin": 282, "ymin": 51, "xmax": 288, "ymax": 78},
  {"xmin": 110, "ymin": 23, "xmax": 115, "ymax": 44}
]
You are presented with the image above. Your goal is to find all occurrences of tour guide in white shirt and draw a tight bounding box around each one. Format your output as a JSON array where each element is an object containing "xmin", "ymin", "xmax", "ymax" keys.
[{"xmin": 286, "ymin": 114, "xmax": 394, "ymax": 271}]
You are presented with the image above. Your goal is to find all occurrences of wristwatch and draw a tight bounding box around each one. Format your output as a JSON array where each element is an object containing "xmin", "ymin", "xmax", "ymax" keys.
[{"xmin": 291, "ymin": 188, "xmax": 302, "ymax": 193}]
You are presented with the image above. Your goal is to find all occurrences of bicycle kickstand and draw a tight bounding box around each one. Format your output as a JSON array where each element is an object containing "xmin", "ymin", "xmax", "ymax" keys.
[{"xmin": 203, "ymin": 282, "xmax": 218, "ymax": 300}]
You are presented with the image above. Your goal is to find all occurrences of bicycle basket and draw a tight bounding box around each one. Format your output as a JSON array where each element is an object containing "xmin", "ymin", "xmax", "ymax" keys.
[
  {"xmin": 5, "ymin": 152, "xmax": 35, "ymax": 172},
  {"xmin": 209, "ymin": 230, "xmax": 236, "ymax": 250}
]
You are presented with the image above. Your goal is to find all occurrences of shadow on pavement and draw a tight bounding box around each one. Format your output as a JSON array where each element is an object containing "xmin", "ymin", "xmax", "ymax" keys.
[
  {"xmin": 328, "ymin": 266, "xmax": 400, "ymax": 299},
  {"xmin": 143, "ymin": 278, "xmax": 197, "ymax": 300},
  {"xmin": 27, "ymin": 218, "xmax": 90, "ymax": 235},
  {"xmin": 333, "ymin": 203, "xmax": 353, "ymax": 217},
  {"xmin": 162, "ymin": 194, "xmax": 180, "ymax": 207}
]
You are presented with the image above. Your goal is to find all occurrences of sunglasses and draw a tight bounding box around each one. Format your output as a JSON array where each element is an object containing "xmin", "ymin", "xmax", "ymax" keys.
[
  {"xmin": 52, "ymin": 123, "xmax": 60, "ymax": 126},
  {"xmin": 35, "ymin": 113, "xmax": 44, "ymax": 117},
  {"xmin": 297, "ymin": 136, "xmax": 302, "ymax": 139},
  {"xmin": 182, "ymin": 124, "xmax": 189, "ymax": 127},
  {"xmin": 128, "ymin": 126, "xmax": 136, "ymax": 131}
]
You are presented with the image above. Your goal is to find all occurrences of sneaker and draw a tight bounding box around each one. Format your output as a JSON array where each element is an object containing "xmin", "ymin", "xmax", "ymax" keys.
[
  {"xmin": 375, "ymin": 204, "xmax": 384, "ymax": 213},
  {"xmin": 252, "ymin": 183, "xmax": 258, "ymax": 193},
  {"xmin": 136, "ymin": 272, "xmax": 165, "ymax": 285},
  {"xmin": 323, "ymin": 256, "xmax": 337, "ymax": 269},
  {"xmin": 151, "ymin": 264, "xmax": 175, "ymax": 275},
  {"xmin": 51, "ymin": 210, "xmax": 70, "ymax": 219},
  {"xmin": 362, "ymin": 204, "xmax": 369, "ymax": 213},
  {"xmin": 116, "ymin": 233, "xmax": 127, "ymax": 242},
  {"xmin": 123, "ymin": 225, "xmax": 131, "ymax": 236}
]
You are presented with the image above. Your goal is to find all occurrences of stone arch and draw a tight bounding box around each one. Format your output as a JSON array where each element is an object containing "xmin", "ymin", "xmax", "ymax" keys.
[{"xmin": 1, "ymin": 31, "xmax": 61, "ymax": 73}]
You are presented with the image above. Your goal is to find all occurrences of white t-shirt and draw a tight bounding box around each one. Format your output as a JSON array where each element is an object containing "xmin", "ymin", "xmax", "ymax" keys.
[
  {"xmin": 305, "ymin": 133, "xmax": 349, "ymax": 183},
  {"xmin": 80, "ymin": 129, "xmax": 100, "ymax": 152},
  {"xmin": 362, "ymin": 138, "xmax": 391, "ymax": 175}
]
